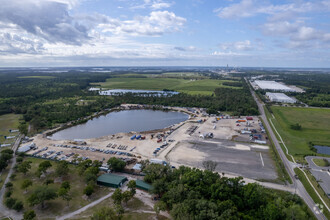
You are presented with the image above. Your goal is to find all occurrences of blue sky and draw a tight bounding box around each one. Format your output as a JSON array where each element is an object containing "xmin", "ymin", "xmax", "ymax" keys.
[{"xmin": 0, "ymin": 0, "xmax": 330, "ymax": 67}]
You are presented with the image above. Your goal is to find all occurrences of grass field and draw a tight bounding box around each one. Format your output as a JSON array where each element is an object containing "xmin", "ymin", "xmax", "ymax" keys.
[
  {"xmin": 270, "ymin": 107, "xmax": 330, "ymax": 162},
  {"xmin": 18, "ymin": 76, "xmax": 56, "ymax": 79},
  {"xmin": 313, "ymin": 158, "xmax": 330, "ymax": 167},
  {"xmin": 9, "ymin": 157, "xmax": 111, "ymax": 219},
  {"xmin": 0, "ymin": 114, "xmax": 21, "ymax": 145},
  {"xmin": 93, "ymin": 77, "xmax": 241, "ymax": 96}
]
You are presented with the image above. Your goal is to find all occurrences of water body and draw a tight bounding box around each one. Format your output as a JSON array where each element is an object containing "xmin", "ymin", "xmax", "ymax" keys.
[
  {"xmin": 50, "ymin": 110, "xmax": 189, "ymax": 140},
  {"xmin": 99, "ymin": 89, "xmax": 179, "ymax": 97},
  {"xmin": 314, "ymin": 145, "xmax": 330, "ymax": 156}
]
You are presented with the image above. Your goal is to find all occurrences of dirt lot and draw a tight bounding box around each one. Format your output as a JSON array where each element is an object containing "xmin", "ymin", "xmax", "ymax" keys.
[{"xmin": 25, "ymin": 106, "xmax": 276, "ymax": 180}]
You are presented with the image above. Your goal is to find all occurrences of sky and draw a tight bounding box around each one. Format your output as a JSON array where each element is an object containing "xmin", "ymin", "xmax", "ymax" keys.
[{"xmin": 0, "ymin": 0, "xmax": 330, "ymax": 67}]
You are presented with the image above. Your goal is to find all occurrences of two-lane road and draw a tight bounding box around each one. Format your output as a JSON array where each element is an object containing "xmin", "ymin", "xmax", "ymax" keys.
[{"xmin": 246, "ymin": 78, "xmax": 326, "ymax": 220}]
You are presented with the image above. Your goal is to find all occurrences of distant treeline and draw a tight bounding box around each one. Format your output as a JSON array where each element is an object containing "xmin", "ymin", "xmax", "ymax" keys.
[
  {"xmin": 0, "ymin": 71, "xmax": 258, "ymax": 131},
  {"xmin": 111, "ymin": 80, "xmax": 258, "ymax": 116}
]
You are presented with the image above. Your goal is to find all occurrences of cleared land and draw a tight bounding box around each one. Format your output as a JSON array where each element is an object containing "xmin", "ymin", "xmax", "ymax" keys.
[
  {"xmin": 270, "ymin": 106, "xmax": 330, "ymax": 161},
  {"xmin": 0, "ymin": 114, "xmax": 21, "ymax": 145},
  {"xmin": 93, "ymin": 78, "xmax": 241, "ymax": 95}
]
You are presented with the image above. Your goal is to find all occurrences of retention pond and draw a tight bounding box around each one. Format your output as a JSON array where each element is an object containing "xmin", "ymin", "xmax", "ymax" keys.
[{"xmin": 50, "ymin": 109, "xmax": 189, "ymax": 140}]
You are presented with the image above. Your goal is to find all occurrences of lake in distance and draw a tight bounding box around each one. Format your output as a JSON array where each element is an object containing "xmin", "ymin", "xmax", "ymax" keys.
[{"xmin": 50, "ymin": 109, "xmax": 189, "ymax": 140}]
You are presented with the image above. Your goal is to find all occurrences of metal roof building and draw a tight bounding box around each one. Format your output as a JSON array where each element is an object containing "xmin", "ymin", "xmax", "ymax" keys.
[
  {"xmin": 136, "ymin": 180, "xmax": 153, "ymax": 191},
  {"xmin": 17, "ymin": 142, "xmax": 35, "ymax": 153},
  {"xmin": 255, "ymin": 80, "xmax": 295, "ymax": 92},
  {"xmin": 266, "ymin": 92, "xmax": 296, "ymax": 103},
  {"xmin": 97, "ymin": 174, "xmax": 128, "ymax": 188}
]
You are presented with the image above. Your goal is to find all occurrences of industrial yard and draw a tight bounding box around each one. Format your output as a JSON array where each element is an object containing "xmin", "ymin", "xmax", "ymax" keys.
[{"xmin": 21, "ymin": 105, "xmax": 276, "ymax": 181}]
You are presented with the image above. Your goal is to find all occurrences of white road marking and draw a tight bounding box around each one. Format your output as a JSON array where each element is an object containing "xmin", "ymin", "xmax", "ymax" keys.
[{"xmin": 260, "ymin": 152, "xmax": 264, "ymax": 167}]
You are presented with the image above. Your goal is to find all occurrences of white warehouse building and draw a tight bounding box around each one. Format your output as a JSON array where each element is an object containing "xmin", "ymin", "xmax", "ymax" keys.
[
  {"xmin": 254, "ymin": 80, "xmax": 295, "ymax": 92},
  {"xmin": 266, "ymin": 92, "xmax": 296, "ymax": 103}
]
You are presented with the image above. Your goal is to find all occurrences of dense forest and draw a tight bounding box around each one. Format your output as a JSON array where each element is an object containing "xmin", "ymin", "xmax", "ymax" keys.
[
  {"xmin": 143, "ymin": 164, "xmax": 313, "ymax": 220},
  {"xmin": 0, "ymin": 71, "xmax": 258, "ymax": 131}
]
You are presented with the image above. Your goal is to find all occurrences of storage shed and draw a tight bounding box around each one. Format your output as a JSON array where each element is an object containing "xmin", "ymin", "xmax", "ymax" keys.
[
  {"xmin": 136, "ymin": 180, "xmax": 153, "ymax": 192},
  {"xmin": 97, "ymin": 174, "xmax": 127, "ymax": 188}
]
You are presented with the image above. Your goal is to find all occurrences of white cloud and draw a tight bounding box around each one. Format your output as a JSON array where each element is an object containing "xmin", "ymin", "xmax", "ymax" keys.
[
  {"xmin": 219, "ymin": 40, "xmax": 253, "ymax": 51},
  {"xmin": 215, "ymin": 0, "xmax": 330, "ymax": 19},
  {"xmin": 130, "ymin": 0, "xmax": 173, "ymax": 10},
  {"xmin": 0, "ymin": 0, "xmax": 89, "ymax": 45},
  {"xmin": 100, "ymin": 11, "xmax": 186, "ymax": 36}
]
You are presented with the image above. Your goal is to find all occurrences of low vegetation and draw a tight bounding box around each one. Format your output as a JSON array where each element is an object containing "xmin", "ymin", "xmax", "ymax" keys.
[
  {"xmin": 270, "ymin": 106, "xmax": 330, "ymax": 161},
  {"xmin": 313, "ymin": 158, "xmax": 330, "ymax": 167}
]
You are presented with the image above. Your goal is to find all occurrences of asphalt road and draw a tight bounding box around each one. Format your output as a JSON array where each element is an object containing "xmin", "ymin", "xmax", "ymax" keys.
[
  {"xmin": 0, "ymin": 135, "xmax": 23, "ymax": 220},
  {"xmin": 306, "ymin": 156, "xmax": 330, "ymax": 196},
  {"xmin": 246, "ymin": 78, "xmax": 326, "ymax": 220}
]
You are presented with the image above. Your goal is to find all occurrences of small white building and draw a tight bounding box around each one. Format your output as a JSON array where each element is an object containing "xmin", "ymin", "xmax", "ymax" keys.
[
  {"xmin": 88, "ymin": 87, "xmax": 100, "ymax": 91},
  {"xmin": 17, "ymin": 142, "xmax": 36, "ymax": 153},
  {"xmin": 266, "ymin": 92, "xmax": 296, "ymax": 103}
]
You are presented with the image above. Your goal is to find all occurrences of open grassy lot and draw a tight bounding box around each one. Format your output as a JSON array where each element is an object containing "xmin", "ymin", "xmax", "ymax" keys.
[
  {"xmin": 93, "ymin": 77, "xmax": 241, "ymax": 96},
  {"xmin": 313, "ymin": 158, "xmax": 330, "ymax": 167},
  {"xmin": 8, "ymin": 157, "xmax": 111, "ymax": 219},
  {"xmin": 0, "ymin": 114, "xmax": 21, "ymax": 145},
  {"xmin": 270, "ymin": 107, "xmax": 330, "ymax": 161},
  {"xmin": 17, "ymin": 76, "xmax": 56, "ymax": 79}
]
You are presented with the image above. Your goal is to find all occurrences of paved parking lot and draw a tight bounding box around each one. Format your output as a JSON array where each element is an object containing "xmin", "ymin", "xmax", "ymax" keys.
[{"xmin": 168, "ymin": 139, "xmax": 277, "ymax": 180}]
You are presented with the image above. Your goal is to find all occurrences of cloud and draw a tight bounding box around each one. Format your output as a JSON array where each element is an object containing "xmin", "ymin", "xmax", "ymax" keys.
[
  {"xmin": 130, "ymin": 0, "xmax": 173, "ymax": 10},
  {"xmin": 174, "ymin": 46, "xmax": 196, "ymax": 52},
  {"xmin": 215, "ymin": 0, "xmax": 330, "ymax": 19},
  {"xmin": 0, "ymin": 32, "xmax": 44, "ymax": 54},
  {"xmin": 0, "ymin": 0, "xmax": 90, "ymax": 45},
  {"xmin": 219, "ymin": 40, "xmax": 253, "ymax": 51},
  {"xmin": 100, "ymin": 11, "xmax": 186, "ymax": 36}
]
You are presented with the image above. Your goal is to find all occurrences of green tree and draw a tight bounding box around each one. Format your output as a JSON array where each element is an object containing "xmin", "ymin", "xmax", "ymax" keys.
[
  {"xmin": 84, "ymin": 166, "xmax": 99, "ymax": 183},
  {"xmin": 12, "ymin": 200, "xmax": 24, "ymax": 212},
  {"xmin": 61, "ymin": 181, "xmax": 71, "ymax": 190},
  {"xmin": 55, "ymin": 160, "xmax": 69, "ymax": 177},
  {"xmin": 5, "ymin": 197, "xmax": 16, "ymax": 209},
  {"xmin": 38, "ymin": 161, "xmax": 52, "ymax": 175},
  {"xmin": 91, "ymin": 207, "xmax": 117, "ymax": 220},
  {"xmin": 127, "ymin": 180, "xmax": 136, "ymax": 195},
  {"xmin": 27, "ymin": 186, "xmax": 58, "ymax": 208},
  {"xmin": 43, "ymin": 179, "xmax": 54, "ymax": 185},
  {"xmin": 5, "ymin": 181, "xmax": 13, "ymax": 189},
  {"xmin": 154, "ymin": 201, "xmax": 167, "ymax": 217},
  {"xmin": 23, "ymin": 210, "xmax": 36, "ymax": 220},
  {"xmin": 111, "ymin": 188, "xmax": 123, "ymax": 205},
  {"xmin": 290, "ymin": 123, "xmax": 302, "ymax": 130},
  {"xmin": 18, "ymin": 122, "xmax": 28, "ymax": 135},
  {"xmin": 151, "ymin": 179, "xmax": 167, "ymax": 197},
  {"xmin": 17, "ymin": 161, "xmax": 32, "ymax": 175},
  {"xmin": 84, "ymin": 184, "xmax": 95, "ymax": 197},
  {"xmin": 122, "ymin": 191, "xmax": 133, "ymax": 205},
  {"xmin": 58, "ymin": 187, "xmax": 72, "ymax": 206},
  {"xmin": 21, "ymin": 179, "xmax": 33, "ymax": 193},
  {"xmin": 107, "ymin": 157, "xmax": 126, "ymax": 172}
]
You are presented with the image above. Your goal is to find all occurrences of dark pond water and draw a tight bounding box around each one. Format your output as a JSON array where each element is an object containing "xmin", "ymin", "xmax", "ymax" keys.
[
  {"xmin": 50, "ymin": 110, "xmax": 189, "ymax": 140},
  {"xmin": 314, "ymin": 145, "xmax": 330, "ymax": 155}
]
